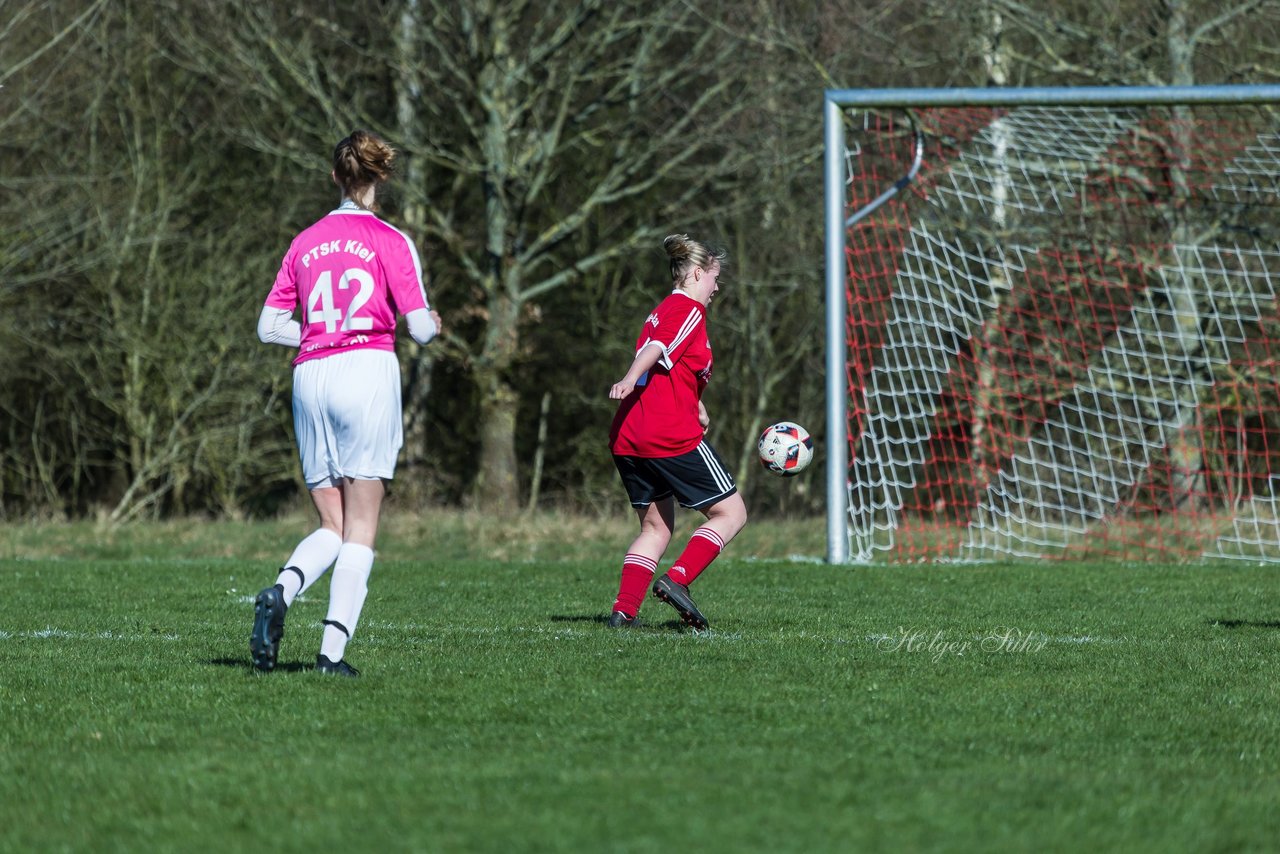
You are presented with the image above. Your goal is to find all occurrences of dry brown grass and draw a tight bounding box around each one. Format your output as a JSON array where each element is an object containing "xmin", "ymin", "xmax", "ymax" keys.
[{"xmin": 0, "ymin": 506, "xmax": 827, "ymax": 564}]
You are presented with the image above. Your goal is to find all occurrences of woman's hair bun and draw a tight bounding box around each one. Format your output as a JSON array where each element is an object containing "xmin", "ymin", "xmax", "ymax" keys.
[
  {"xmin": 332, "ymin": 130, "xmax": 396, "ymax": 203},
  {"xmin": 663, "ymin": 233, "xmax": 694, "ymax": 261},
  {"xmin": 663, "ymin": 233, "xmax": 726, "ymax": 284}
]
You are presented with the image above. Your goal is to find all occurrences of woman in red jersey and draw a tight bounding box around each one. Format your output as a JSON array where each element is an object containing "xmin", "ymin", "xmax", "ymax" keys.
[{"xmin": 605, "ymin": 234, "xmax": 748, "ymax": 631}]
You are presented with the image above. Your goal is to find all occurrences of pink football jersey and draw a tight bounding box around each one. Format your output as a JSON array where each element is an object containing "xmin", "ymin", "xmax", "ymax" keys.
[{"xmin": 265, "ymin": 201, "xmax": 430, "ymax": 365}]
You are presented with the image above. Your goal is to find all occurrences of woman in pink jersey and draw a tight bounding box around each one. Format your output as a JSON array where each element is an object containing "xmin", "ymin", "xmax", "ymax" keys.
[
  {"xmin": 250, "ymin": 130, "xmax": 442, "ymax": 677},
  {"xmin": 605, "ymin": 234, "xmax": 748, "ymax": 631}
]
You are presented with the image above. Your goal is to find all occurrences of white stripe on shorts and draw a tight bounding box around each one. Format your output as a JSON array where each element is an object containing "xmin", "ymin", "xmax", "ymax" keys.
[{"xmin": 696, "ymin": 441, "xmax": 734, "ymax": 496}]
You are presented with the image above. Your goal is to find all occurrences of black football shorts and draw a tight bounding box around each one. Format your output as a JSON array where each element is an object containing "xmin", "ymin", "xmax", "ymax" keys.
[{"xmin": 613, "ymin": 441, "xmax": 737, "ymax": 510}]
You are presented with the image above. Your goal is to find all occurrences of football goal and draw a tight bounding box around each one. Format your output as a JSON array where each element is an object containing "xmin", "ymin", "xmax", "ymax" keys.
[{"xmin": 824, "ymin": 85, "xmax": 1280, "ymax": 564}]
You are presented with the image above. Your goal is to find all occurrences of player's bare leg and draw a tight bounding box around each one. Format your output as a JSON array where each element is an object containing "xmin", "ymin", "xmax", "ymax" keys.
[
  {"xmin": 698, "ymin": 492, "xmax": 748, "ymax": 547},
  {"xmin": 609, "ymin": 498, "xmax": 675, "ymax": 627},
  {"xmin": 278, "ymin": 485, "xmax": 344, "ymax": 604},
  {"xmin": 311, "ymin": 485, "xmax": 345, "ymax": 533},
  {"xmin": 628, "ymin": 497, "xmax": 676, "ymax": 564},
  {"xmin": 337, "ymin": 477, "xmax": 384, "ymax": 548}
]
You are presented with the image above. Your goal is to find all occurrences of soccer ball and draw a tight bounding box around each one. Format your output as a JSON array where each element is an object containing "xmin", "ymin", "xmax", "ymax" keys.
[{"xmin": 757, "ymin": 421, "xmax": 814, "ymax": 477}]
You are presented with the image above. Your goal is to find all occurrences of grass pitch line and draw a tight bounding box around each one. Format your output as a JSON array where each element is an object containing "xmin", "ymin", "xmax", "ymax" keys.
[
  {"xmin": 232, "ymin": 594, "xmax": 314, "ymax": 605},
  {"xmin": 0, "ymin": 627, "xmax": 182, "ymax": 642}
]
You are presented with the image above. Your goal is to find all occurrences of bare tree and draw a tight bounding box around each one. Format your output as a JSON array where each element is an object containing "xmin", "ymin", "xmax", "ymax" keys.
[
  {"xmin": 170, "ymin": 1, "xmax": 755, "ymax": 514},
  {"xmin": 404, "ymin": 1, "xmax": 754, "ymax": 513},
  {"xmin": 1, "ymin": 0, "xmax": 301, "ymax": 521}
]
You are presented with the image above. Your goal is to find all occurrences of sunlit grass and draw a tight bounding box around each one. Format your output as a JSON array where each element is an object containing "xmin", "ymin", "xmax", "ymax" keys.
[{"xmin": 3, "ymin": 520, "xmax": 1280, "ymax": 851}]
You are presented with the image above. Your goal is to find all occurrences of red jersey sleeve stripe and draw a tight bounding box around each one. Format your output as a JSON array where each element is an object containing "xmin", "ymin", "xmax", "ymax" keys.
[{"xmin": 658, "ymin": 308, "xmax": 703, "ymax": 370}]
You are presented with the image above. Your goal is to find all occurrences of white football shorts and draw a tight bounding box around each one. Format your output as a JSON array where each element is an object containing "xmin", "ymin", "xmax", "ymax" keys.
[{"xmin": 291, "ymin": 349, "xmax": 403, "ymax": 489}]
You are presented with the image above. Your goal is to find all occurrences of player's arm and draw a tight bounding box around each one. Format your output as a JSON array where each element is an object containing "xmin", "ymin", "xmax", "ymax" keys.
[
  {"xmin": 698, "ymin": 400, "xmax": 709, "ymax": 432},
  {"xmin": 257, "ymin": 305, "xmax": 301, "ymax": 347},
  {"xmin": 405, "ymin": 307, "xmax": 442, "ymax": 345},
  {"xmin": 609, "ymin": 341, "xmax": 664, "ymax": 400},
  {"xmin": 260, "ymin": 246, "xmax": 301, "ymax": 347}
]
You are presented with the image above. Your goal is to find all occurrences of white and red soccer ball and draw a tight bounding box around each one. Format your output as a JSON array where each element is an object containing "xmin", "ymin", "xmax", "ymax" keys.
[{"xmin": 757, "ymin": 421, "xmax": 814, "ymax": 477}]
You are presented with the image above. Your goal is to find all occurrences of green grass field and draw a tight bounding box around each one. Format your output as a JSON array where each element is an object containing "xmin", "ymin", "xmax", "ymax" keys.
[{"xmin": 3, "ymin": 513, "xmax": 1279, "ymax": 852}]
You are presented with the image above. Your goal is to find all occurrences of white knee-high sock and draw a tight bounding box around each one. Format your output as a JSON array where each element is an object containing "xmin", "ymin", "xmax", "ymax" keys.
[
  {"xmin": 320, "ymin": 543, "xmax": 374, "ymax": 662},
  {"xmin": 275, "ymin": 528, "xmax": 343, "ymax": 608}
]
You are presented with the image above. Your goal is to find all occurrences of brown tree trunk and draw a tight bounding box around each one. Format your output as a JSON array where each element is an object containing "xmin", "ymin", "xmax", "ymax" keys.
[
  {"xmin": 471, "ymin": 284, "xmax": 522, "ymax": 514},
  {"xmin": 394, "ymin": 0, "xmax": 438, "ymax": 480},
  {"xmin": 474, "ymin": 371, "xmax": 520, "ymax": 515}
]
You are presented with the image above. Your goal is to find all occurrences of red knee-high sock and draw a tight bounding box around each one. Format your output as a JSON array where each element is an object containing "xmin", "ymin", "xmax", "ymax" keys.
[
  {"xmin": 613, "ymin": 553, "xmax": 657, "ymax": 617},
  {"xmin": 667, "ymin": 527, "xmax": 725, "ymax": 587}
]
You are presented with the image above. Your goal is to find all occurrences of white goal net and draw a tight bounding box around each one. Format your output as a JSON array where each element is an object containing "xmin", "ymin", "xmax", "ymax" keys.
[{"xmin": 826, "ymin": 87, "xmax": 1280, "ymax": 564}]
